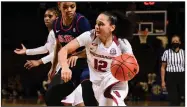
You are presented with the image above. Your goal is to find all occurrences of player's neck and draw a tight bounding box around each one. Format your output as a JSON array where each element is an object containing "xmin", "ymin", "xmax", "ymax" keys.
[
  {"xmin": 62, "ymin": 17, "xmax": 73, "ymax": 26},
  {"xmin": 100, "ymin": 35, "xmax": 113, "ymax": 48},
  {"xmin": 48, "ymin": 27, "xmax": 52, "ymax": 32}
]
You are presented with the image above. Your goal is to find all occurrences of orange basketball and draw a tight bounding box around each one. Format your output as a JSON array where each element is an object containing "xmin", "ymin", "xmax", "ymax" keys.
[{"xmin": 111, "ymin": 53, "xmax": 139, "ymax": 81}]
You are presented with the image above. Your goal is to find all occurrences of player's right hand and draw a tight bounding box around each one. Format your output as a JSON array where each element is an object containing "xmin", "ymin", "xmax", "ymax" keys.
[
  {"xmin": 14, "ymin": 44, "xmax": 27, "ymax": 55},
  {"xmin": 61, "ymin": 67, "xmax": 72, "ymax": 83},
  {"xmin": 161, "ymin": 81, "xmax": 166, "ymax": 89}
]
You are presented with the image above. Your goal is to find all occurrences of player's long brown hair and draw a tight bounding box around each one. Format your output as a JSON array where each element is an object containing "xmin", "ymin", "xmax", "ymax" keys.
[{"xmin": 101, "ymin": 11, "xmax": 136, "ymax": 41}]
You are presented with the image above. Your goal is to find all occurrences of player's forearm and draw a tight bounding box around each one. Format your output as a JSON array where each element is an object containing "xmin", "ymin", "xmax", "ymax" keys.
[
  {"xmin": 58, "ymin": 47, "xmax": 69, "ymax": 68},
  {"xmin": 26, "ymin": 46, "xmax": 48, "ymax": 55},
  {"xmin": 41, "ymin": 51, "xmax": 54, "ymax": 64},
  {"xmin": 38, "ymin": 59, "xmax": 44, "ymax": 65},
  {"xmin": 161, "ymin": 67, "xmax": 166, "ymax": 82},
  {"xmin": 51, "ymin": 43, "xmax": 59, "ymax": 71}
]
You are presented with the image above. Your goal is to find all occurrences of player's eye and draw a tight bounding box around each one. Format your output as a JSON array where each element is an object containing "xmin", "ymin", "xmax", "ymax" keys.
[
  {"xmin": 96, "ymin": 21, "xmax": 104, "ymax": 26},
  {"xmin": 70, "ymin": 5, "xmax": 75, "ymax": 8},
  {"xmin": 48, "ymin": 15, "xmax": 53, "ymax": 18},
  {"xmin": 44, "ymin": 14, "xmax": 53, "ymax": 18}
]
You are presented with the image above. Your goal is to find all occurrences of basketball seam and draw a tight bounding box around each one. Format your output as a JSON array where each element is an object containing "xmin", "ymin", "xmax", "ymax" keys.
[
  {"xmin": 122, "ymin": 63, "xmax": 126, "ymax": 81},
  {"xmin": 111, "ymin": 64, "xmax": 120, "ymax": 77},
  {"xmin": 115, "ymin": 65, "xmax": 120, "ymax": 77},
  {"xmin": 120, "ymin": 55, "xmax": 137, "ymax": 75},
  {"xmin": 114, "ymin": 59, "xmax": 136, "ymax": 76},
  {"xmin": 123, "ymin": 61, "xmax": 138, "ymax": 66},
  {"xmin": 113, "ymin": 65, "xmax": 122, "ymax": 78},
  {"xmin": 112, "ymin": 64, "xmax": 125, "ymax": 81},
  {"xmin": 120, "ymin": 55, "xmax": 133, "ymax": 62},
  {"xmin": 111, "ymin": 55, "xmax": 133, "ymax": 68}
]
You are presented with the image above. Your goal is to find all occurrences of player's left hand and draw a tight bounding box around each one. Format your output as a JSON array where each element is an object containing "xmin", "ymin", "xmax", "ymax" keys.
[
  {"xmin": 24, "ymin": 60, "xmax": 42, "ymax": 70},
  {"xmin": 67, "ymin": 56, "xmax": 78, "ymax": 67}
]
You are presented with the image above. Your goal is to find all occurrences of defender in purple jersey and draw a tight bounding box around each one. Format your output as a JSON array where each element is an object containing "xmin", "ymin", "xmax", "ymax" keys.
[{"xmin": 45, "ymin": 2, "xmax": 97, "ymax": 106}]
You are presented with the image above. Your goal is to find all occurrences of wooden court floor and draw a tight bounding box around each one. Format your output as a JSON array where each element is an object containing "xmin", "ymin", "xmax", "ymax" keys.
[{"xmin": 1, "ymin": 98, "xmax": 173, "ymax": 106}]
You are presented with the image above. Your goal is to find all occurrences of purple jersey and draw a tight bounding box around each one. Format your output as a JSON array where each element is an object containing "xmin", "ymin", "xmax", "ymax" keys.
[{"xmin": 53, "ymin": 13, "xmax": 91, "ymax": 47}]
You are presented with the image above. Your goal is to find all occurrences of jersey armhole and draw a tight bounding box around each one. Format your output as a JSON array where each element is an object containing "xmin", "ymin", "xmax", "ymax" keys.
[
  {"xmin": 54, "ymin": 19, "xmax": 58, "ymax": 33},
  {"xmin": 76, "ymin": 16, "xmax": 84, "ymax": 34}
]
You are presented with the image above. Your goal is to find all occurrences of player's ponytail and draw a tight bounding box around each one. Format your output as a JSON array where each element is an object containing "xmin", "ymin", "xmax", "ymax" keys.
[{"xmin": 101, "ymin": 11, "xmax": 135, "ymax": 41}]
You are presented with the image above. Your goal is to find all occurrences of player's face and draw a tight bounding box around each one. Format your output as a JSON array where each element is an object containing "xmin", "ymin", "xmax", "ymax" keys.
[
  {"xmin": 171, "ymin": 36, "xmax": 181, "ymax": 44},
  {"xmin": 44, "ymin": 10, "xmax": 57, "ymax": 28},
  {"xmin": 59, "ymin": 2, "xmax": 76, "ymax": 19},
  {"xmin": 95, "ymin": 14, "xmax": 115, "ymax": 38}
]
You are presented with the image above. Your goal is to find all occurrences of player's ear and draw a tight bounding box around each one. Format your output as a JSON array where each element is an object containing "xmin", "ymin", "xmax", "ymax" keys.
[{"xmin": 110, "ymin": 25, "xmax": 115, "ymax": 32}]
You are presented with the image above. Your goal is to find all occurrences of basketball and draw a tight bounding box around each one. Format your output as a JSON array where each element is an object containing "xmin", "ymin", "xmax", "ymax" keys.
[{"xmin": 111, "ymin": 53, "xmax": 139, "ymax": 81}]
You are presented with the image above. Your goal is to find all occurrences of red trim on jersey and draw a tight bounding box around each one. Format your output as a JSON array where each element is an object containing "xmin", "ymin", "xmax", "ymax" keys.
[
  {"xmin": 112, "ymin": 96, "xmax": 118, "ymax": 106},
  {"xmin": 60, "ymin": 13, "xmax": 76, "ymax": 32},
  {"xmin": 113, "ymin": 36, "xmax": 119, "ymax": 46},
  {"xmin": 76, "ymin": 16, "xmax": 84, "ymax": 33},
  {"xmin": 113, "ymin": 90, "xmax": 121, "ymax": 98},
  {"xmin": 104, "ymin": 81, "xmax": 120, "ymax": 98},
  {"xmin": 104, "ymin": 81, "xmax": 120, "ymax": 105}
]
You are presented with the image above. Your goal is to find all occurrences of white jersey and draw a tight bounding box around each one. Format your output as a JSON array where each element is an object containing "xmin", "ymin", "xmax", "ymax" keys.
[
  {"xmin": 45, "ymin": 30, "xmax": 56, "ymax": 53},
  {"xmin": 26, "ymin": 30, "xmax": 56, "ymax": 64},
  {"xmin": 77, "ymin": 30, "xmax": 133, "ymax": 85}
]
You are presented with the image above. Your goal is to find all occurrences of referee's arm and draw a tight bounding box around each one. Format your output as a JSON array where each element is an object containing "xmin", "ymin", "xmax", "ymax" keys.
[
  {"xmin": 161, "ymin": 62, "xmax": 167, "ymax": 88},
  {"xmin": 161, "ymin": 50, "xmax": 167, "ymax": 89}
]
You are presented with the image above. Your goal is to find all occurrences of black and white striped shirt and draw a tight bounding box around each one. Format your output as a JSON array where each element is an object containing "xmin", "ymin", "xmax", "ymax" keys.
[{"xmin": 162, "ymin": 49, "xmax": 185, "ymax": 72}]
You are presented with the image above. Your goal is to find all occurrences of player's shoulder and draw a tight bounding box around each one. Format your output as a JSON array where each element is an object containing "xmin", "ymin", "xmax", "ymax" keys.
[
  {"xmin": 76, "ymin": 13, "xmax": 85, "ymax": 18},
  {"xmin": 48, "ymin": 30, "xmax": 56, "ymax": 39},
  {"xmin": 75, "ymin": 13, "xmax": 88, "ymax": 21},
  {"xmin": 49, "ymin": 30, "xmax": 55, "ymax": 36},
  {"xmin": 79, "ymin": 29, "xmax": 95, "ymax": 40},
  {"xmin": 55, "ymin": 16, "xmax": 61, "ymax": 22},
  {"xmin": 89, "ymin": 29, "xmax": 96, "ymax": 40},
  {"xmin": 81, "ymin": 29, "xmax": 94, "ymax": 36},
  {"xmin": 53, "ymin": 16, "xmax": 61, "ymax": 29},
  {"xmin": 118, "ymin": 38, "xmax": 132, "ymax": 47},
  {"xmin": 53, "ymin": 16, "xmax": 61, "ymax": 26},
  {"xmin": 121, "ymin": 38, "xmax": 130, "ymax": 44}
]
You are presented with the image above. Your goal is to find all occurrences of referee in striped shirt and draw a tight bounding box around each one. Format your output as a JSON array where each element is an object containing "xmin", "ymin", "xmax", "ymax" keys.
[{"xmin": 161, "ymin": 35, "xmax": 185, "ymax": 106}]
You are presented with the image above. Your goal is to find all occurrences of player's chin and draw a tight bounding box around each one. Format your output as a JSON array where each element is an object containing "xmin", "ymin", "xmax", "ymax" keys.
[
  {"xmin": 95, "ymin": 33, "xmax": 100, "ymax": 37},
  {"xmin": 67, "ymin": 14, "xmax": 74, "ymax": 19},
  {"xmin": 45, "ymin": 23, "xmax": 51, "ymax": 27}
]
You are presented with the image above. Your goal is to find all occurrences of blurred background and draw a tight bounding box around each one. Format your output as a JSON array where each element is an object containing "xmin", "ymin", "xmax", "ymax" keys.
[{"xmin": 1, "ymin": 1, "xmax": 185, "ymax": 106}]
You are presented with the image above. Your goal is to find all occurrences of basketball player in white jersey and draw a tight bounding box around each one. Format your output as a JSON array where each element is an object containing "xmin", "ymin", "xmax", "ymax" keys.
[
  {"xmin": 14, "ymin": 8, "xmax": 59, "ymax": 70},
  {"xmin": 58, "ymin": 11, "xmax": 136, "ymax": 106},
  {"xmin": 14, "ymin": 7, "xmax": 84, "ymax": 106}
]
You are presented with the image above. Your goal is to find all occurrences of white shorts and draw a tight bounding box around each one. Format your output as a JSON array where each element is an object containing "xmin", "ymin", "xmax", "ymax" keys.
[
  {"xmin": 92, "ymin": 74, "xmax": 128, "ymax": 106},
  {"xmin": 61, "ymin": 84, "xmax": 83, "ymax": 106}
]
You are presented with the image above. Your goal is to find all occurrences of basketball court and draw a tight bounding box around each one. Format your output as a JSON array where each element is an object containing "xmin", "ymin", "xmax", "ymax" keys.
[{"xmin": 2, "ymin": 98, "xmax": 171, "ymax": 106}]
